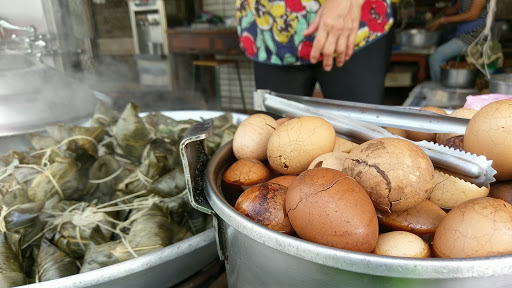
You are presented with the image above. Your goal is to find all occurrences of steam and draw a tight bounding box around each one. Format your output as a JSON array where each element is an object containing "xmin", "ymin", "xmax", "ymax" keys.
[{"xmin": 1, "ymin": 0, "xmax": 209, "ymax": 129}]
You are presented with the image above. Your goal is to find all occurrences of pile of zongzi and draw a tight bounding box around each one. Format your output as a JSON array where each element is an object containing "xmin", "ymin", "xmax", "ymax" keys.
[{"xmin": 0, "ymin": 103, "xmax": 237, "ymax": 287}]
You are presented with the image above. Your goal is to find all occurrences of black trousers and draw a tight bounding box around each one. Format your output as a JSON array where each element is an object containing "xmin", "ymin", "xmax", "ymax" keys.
[{"xmin": 254, "ymin": 33, "xmax": 391, "ymax": 104}]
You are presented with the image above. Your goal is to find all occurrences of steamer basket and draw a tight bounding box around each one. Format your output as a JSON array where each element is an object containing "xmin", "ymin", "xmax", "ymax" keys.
[{"xmin": 181, "ymin": 119, "xmax": 512, "ymax": 288}]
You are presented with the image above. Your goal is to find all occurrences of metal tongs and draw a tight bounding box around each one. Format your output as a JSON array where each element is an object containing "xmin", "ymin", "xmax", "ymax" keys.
[
  {"xmin": 254, "ymin": 90, "xmax": 496, "ymax": 187},
  {"xmin": 255, "ymin": 90, "xmax": 470, "ymax": 134}
]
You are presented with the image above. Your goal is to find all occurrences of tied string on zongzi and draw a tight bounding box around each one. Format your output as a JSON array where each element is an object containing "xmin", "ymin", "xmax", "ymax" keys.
[
  {"xmin": 0, "ymin": 135, "xmax": 101, "ymax": 201},
  {"xmin": 20, "ymin": 190, "xmax": 178, "ymax": 259},
  {"xmin": 135, "ymin": 144, "xmax": 159, "ymax": 187},
  {"xmin": 31, "ymin": 135, "xmax": 99, "ymax": 169},
  {"xmin": 21, "ymin": 190, "xmax": 146, "ymax": 250},
  {"xmin": 0, "ymin": 205, "xmax": 21, "ymax": 233},
  {"xmin": 91, "ymin": 114, "xmax": 111, "ymax": 124},
  {"xmin": 19, "ymin": 165, "xmax": 65, "ymax": 200},
  {"xmin": 87, "ymin": 164, "xmax": 125, "ymax": 185},
  {"xmin": 0, "ymin": 159, "xmax": 66, "ymax": 200},
  {"xmin": 111, "ymin": 193, "xmax": 166, "ymax": 258},
  {"xmin": 96, "ymin": 134, "xmax": 150, "ymax": 170}
]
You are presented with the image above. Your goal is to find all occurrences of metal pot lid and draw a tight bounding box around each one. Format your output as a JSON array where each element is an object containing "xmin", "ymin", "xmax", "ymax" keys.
[{"xmin": 0, "ymin": 54, "xmax": 99, "ymax": 137}]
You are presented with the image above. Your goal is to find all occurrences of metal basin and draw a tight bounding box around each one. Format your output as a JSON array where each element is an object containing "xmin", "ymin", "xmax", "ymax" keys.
[
  {"xmin": 396, "ymin": 29, "xmax": 440, "ymax": 50},
  {"xmin": 23, "ymin": 229, "xmax": 217, "ymax": 288},
  {"xmin": 1, "ymin": 111, "xmax": 245, "ymax": 287},
  {"xmin": 440, "ymin": 67, "xmax": 478, "ymax": 89},
  {"xmin": 182, "ymin": 120, "xmax": 512, "ymax": 288},
  {"xmin": 489, "ymin": 73, "xmax": 512, "ymax": 95}
]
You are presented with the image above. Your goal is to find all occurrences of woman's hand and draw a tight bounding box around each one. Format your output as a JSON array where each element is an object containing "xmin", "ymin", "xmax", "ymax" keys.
[
  {"xmin": 303, "ymin": 0, "xmax": 364, "ymax": 71},
  {"xmin": 427, "ymin": 18, "xmax": 442, "ymax": 31}
]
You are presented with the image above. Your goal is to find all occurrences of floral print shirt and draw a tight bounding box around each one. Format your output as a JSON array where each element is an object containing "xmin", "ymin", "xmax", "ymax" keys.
[{"xmin": 236, "ymin": 0, "xmax": 394, "ymax": 65}]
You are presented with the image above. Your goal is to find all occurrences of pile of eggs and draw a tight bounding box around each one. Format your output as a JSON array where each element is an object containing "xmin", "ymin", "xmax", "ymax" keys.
[{"xmin": 222, "ymin": 99, "xmax": 512, "ymax": 259}]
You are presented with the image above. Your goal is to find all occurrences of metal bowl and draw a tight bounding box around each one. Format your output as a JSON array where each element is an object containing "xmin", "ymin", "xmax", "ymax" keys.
[
  {"xmin": 489, "ymin": 73, "xmax": 512, "ymax": 95},
  {"xmin": 396, "ymin": 29, "xmax": 441, "ymax": 50},
  {"xmin": 440, "ymin": 67, "xmax": 478, "ymax": 89}
]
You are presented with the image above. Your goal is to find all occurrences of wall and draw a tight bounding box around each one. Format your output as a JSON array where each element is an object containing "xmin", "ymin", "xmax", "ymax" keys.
[
  {"xmin": 92, "ymin": 0, "xmax": 132, "ymax": 38},
  {"xmin": 202, "ymin": 0, "xmax": 235, "ymax": 18},
  {"xmin": 0, "ymin": 0, "xmax": 47, "ymax": 33}
]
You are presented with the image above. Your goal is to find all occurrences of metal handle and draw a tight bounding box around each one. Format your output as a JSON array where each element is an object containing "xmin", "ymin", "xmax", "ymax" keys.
[
  {"xmin": 180, "ymin": 118, "xmax": 229, "ymax": 260},
  {"xmin": 180, "ymin": 119, "xmax": 215, "ymax": 215}
]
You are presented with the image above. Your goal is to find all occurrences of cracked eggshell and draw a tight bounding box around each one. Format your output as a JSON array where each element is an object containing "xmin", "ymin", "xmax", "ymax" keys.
[
  {"xmin": 464, "ymin": 99, "xmax": 512, "ymax": 181},
  {"xmin": 285, "ymin": 168, "xmax": 379, "ymax": 252},
  {"xmin": 433, "ymin": 197, "xmax": 512, "ymax": 258},
  {"xmin": 267, "ymin": 116, "xmax": 336, "ymax": 175},
  {"xmin": 428, "ymin": 169, "xmax": 489, "ymax": 209},
  {"xmin": 377, "ymin": 199, "xmax": 446, "ymax": 235},
  {"xmin": 233, "ymin": 114, "xmax": 277, "ymax": 161},
  {"xmin": 436, "ymin": 107, "xmax": 477, "ymax": 144},
  {"xmin": 343, "ymin": 138, "xmax": 435, "ymax": 213},
  {"xmin": 332, "ymin": 137, "xmax": 359, "ymax": 153},
  {"xmin": 235, "ymin": 182, "xmax": 294, "ymax": 234},
  {"xmin": 374, "ymin": 231, "xmax": 430, "ymax": 258},
  {"xmin": 307, "ymin": 151, "xmax": 349, "ymax": 171},
  {"xmin": 222, "ymin": 158, "xmax": 271, "ymax": 189}
]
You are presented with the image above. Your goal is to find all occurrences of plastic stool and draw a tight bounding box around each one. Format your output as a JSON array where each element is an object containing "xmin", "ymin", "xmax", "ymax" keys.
[{"xmin": 192, "ymin": 59, "xmax": 247, "ymax": 112}]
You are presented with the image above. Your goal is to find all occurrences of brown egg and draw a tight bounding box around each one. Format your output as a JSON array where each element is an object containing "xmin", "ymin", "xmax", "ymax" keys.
[
  {"xmin": 344, "ymin": 138, "xmax": 435, "ymax": 212},
  {"xmin": 436, "ymin": 108, "xmax": 477, "ymax": 144},
  {"xmin": 308, "ymin": 151, "xmax": 349, "ymax": 171},
  {"xmin": 233, "ymin": 114, "xmax": 277, "ymax": 161},
  {"xmin": 222, "ymin": 158, "xmax": 271, "ymax": 189},
  {"xmin": 433, "ymin": 197, "xmax": 512, "ymax": 258},
  {"xmin": 235, "ymin": 182, "xmax": 293, "ymax": 234},
  {"xmin": 377, "ymin": 199, "xmax": 446, "ymax": 235},
  {"xmin": 440, "ymin": 135, "xmax": 464, "ymax": 151},
  {"xmin": 464, "ymin": 99, "xmax": 512, "ymax": 181},
  {"xmin": 332, "ymin": 137, "xmax": 359, "ymax": 153},
  {"xmin": 286, "ymin": 168, "xmax": 379, "ymax": 253},
  {"xmin": 267, "ymin": 116, "xmax": 336, "ymax": 175},
  {"xmin": 384, "ymin": 127, "xmax": 408, "ymax": 138},
  {"xmin": 406, "ymin": 106, "xmax": 447, "ymax": 142},
  {"xmin": 488, "ymin": 181, "xmax": 512, "ymax": 205},
  {"xmin": 374, "ymin": 231, "xmax": 430, "ymax": 258},
  {"xmin": 428, "ymin": 169, "xmax": 489, "ymax": 209},
  {"xmin": 267, "ymin": 175, "xmax": 297, "ymax": 188}
]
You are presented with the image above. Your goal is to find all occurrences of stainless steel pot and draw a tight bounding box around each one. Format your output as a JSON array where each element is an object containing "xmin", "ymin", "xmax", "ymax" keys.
[
  {"xmin": 182, "ymin": 119, "xmax": 512, "ymax": 288},
  {"xmin": 396, "ymin": 29, "xmax": 440, "ymax": 50},
  {"xmin": 489, "ymin": 73, "xmax": 512, "ymax": 95},
  {"xmin": 440, "ymin": 67, "xmax": 478, "ymax": 89}
]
